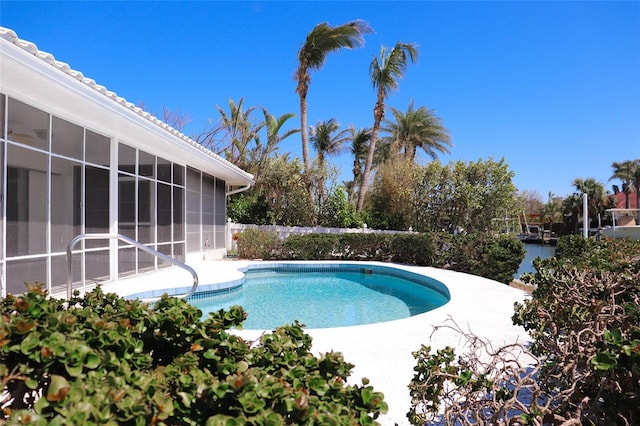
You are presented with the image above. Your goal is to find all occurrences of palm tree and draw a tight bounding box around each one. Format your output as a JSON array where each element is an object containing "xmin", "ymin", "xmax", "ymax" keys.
[
  {"xmin": 295, "ymin": 20, "xmax": 372, "ymax": 176},
  {"xmin": 347, "ymin": 125, "xmax": 371, "ymax": 203},
  {"xmin": 310, "ymin": 118, "xmax": 350, "ymax": 169},
  {"xmin": 633, "ymin": 159, "xmax": 640, "ymax": 209},
  {"xmin": 382, "ymin": 100, "xmax": 452, "ymax": 162},
  {"xmin": 309, "ymin": 118, "xmax": 350, "ymax": 205},
  {"xmin": 609, "ymin": 160, "xmax": 636, "ymax": 208},
  {"xmin": 572, "ymin": 177, "xmax": 612, "ymax": 228},
  {"xmin": 541, "ymin": 192, "xmax": 563, "ymax": 235},
  {"xmin": 214, "ymin": 98, "xmax": 261, "ymax": 170},
  {"xmin": 248, "ymin": 108, "xmax": 300, "ymax": 180},
  {"xmin": 356, "ymin": 41, "xmax": 418, "ymax": 213}
]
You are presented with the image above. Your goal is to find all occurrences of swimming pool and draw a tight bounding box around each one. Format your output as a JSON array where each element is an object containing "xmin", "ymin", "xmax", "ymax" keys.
[{"xmin": 188, "ymin": 263, "xmax": 450, "ymax": 329}]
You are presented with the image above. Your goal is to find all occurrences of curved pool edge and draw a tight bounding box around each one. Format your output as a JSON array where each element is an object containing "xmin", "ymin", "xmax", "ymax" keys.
[
  {"xmin": 121, "ymin": 260, "xmax": 453, "ymax": 310},
  {"xmin": 107, "ymin": 260, "xmax": 530, "ymax": 426},
  {"xmin": 231, "ymin": 262, "xmax": 531, "ymax": 426},
  {"xmin": 186, "ymin": 261, "xmax": 452, "ymax": 329}
]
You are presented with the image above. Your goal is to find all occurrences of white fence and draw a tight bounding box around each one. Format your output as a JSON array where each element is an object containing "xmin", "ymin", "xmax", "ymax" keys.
[{"xmin": 225, "ymin": 220, "xmax": 415, "ymax": 252}]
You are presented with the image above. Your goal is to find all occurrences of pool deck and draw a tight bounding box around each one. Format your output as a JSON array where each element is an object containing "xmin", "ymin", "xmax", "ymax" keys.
[{"xmin": 62, "ymin": 260, "xmax": 531, "ymax": 426}]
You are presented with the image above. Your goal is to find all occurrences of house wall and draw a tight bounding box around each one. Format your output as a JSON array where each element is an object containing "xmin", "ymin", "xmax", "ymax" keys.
[
  {"xmin": 0, "ymin": 93, "xmax": 231, "ymax": 296},
  {"xmin": 0, "ymin": 29, "xmax": 256, "ymax": 298}
]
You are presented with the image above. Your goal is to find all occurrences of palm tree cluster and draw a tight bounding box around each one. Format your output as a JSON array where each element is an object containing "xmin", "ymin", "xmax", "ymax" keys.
[
  {"xmin": 295, "ymin": 21, "xmax": 452, "ymax": 215},
  {"xmin": 193, "ymin": 20, "xmax": 453, "ymax": 227},
  {"xmin": 610, "ymin": 159, "xmax": 640, "ymax": 209},
  {"xmin": 569, "ymin": 160, "xmax": 640, "ymax": 229},
  {"xmin": 295, "ymin": 20, "xmax": 372, "ymax": 177},
  {"xmin": 194, "ymin": 98, "xmax": 299, "ymax": 182},
  {"xmin": 527, "ymin": 159, "xmax": 640, "ymax": 236},
  {"xmin": 174, "ymin": 20, "xmax": 636, "ymax": 235}
]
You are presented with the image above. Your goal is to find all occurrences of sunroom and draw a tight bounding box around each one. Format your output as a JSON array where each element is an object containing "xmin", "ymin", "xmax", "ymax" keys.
[{"xmin": 0, "ymin": 27, "xmax": 254, "ymax": 297}]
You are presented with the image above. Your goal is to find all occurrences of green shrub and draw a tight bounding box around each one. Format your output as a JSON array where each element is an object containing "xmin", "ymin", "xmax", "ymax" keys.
[
  {"xmin": 408, "ymin": 236, "xmax": 640, "ymax": 425},
  {"xmin": 431, "ymin": 233, "xmax": 525, "ymax": 284},
  {"xmin": 554, "ymin": 234, "xmax": 638, "ymax": 273},
  {"xmin": 337, "ymin": 234, "xmax": 392, "ymax": 261},
  {"xmin": 236, "ymin": 228, "xmax": 280, "ymax": 260},
  {"xmin": 513, "ymin": 236, "xmax": 640, "ymax": 424},
  {"xmin": 1, "ymin": 286, "xmax": 387, "ymax": 424},
  {"xmin": 477, "ymin": 234, "xmax": 526, "ymax": 284},
  {"xmin": 240, "ymin": 231, "xmax": 525, "ymax": 283},
  {"xmin": 389, "ymin": 234, "xmax": 436, "ymax": 266},
  {"xmin": 281, "ymin": 233, "xmax": 341, "ymax": 260}
]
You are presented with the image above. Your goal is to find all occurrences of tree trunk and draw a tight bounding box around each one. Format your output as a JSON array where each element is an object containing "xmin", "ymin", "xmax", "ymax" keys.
[
  {"xmin": 299, "ymin": 94, "xmax": 310, "ymax": 175},
  {"xmin": 357, "ymin": 98, "xmax": 385, "ymax": 213},
  {"xmin": 298, "ymin": 92, "xmax": 318, "ymax": 223}
]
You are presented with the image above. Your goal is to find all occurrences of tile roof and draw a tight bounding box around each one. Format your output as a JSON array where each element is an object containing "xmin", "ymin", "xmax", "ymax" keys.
[
  {"xmin": 611, "ymin": 191, "xmax": 638, "ymax": 209},
  {"xmin": 0, "ymin": 26, "xmax": 253, "ymax": 181}
]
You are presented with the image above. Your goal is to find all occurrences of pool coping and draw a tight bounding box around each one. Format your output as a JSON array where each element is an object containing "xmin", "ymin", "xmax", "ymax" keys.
[
  {"xmin": 67, "ymin": 260, "xmax": 531, "ymax": 426},
  {"xmin": 125, "ymin": 261, "xmax": 452, "ymax": 310}
]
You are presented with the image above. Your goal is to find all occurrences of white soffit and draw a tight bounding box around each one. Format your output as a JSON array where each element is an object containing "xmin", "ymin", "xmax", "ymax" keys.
[{"xmin": 0, "ymin": 26, "xmax": 254, "ymax": 187}]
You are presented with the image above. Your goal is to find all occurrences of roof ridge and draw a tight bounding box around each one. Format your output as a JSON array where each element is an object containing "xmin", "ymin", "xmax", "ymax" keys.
[{"xmin": 0, "ymin": 26, "xmax": 251, "ymax": 178}]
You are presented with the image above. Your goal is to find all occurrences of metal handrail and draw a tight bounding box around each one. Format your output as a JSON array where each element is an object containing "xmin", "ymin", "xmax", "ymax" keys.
[{"xmin": 66, "ymin": 233, "xmax": 199, "ymax": 300}]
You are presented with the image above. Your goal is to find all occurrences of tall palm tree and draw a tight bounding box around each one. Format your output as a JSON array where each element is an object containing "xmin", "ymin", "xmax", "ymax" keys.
[
  {"xmin": 309, "ymin": 118, "xmax": 350, "ymax": 204},
  {"xmin": 348, "ymin": 125, "xmax": 371, "ymax": 203},
  {"xmin": 382, "ymin": 100, "xmax": 452, "ymax": 162},
  {"xmin": 609, "ymin": 160, "xmax": 636, "ymax": 208},
  {"xmin": 295, "ymin": 20, "xmax": 372, "ymax": 175},
  {"xmin": 356, "ymin": 41, "xmax": 418, "ymax": 213}
]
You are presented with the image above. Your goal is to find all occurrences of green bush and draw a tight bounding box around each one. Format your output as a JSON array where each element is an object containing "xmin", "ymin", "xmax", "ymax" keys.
[
  {"xmin": 236, "ymin": 228, "xmax": 280, "ymax": 260},
  {"xmin": 281, "ymin": 234, "xmax": 341, "ymax": 260},
  {"xmin": 472, "ymin": 234, "xmax": 525, "ymax": 284},
  {"xmin": 389, "ymin": 234, "xmax": 437, "ymax": 266},
  {"xmin": 337, "ymin": 234, "xmax": 392, "ymax": 261},
  {"xmin": 408, "ymin": 236, "xmax": 640, "ymax": 425},
  {"xmin": 1, "ymin": 286, "xmax": 387, "ymax": 425},
  {"xmin": 513, "ymin": 236, "xmax": 640, "ymax": 424},
  {"xmin": 436, "ymin": 233, "xmax": 525, "ymax": 284},
  {"xmin": 237, "ymin": 230, "xmax": 525, "ymax": 284}
]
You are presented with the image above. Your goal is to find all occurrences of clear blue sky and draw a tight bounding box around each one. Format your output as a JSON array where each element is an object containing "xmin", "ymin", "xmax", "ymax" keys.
[{"xmin": 2, "ymin": 1, "xmax": 639, "ymax": 198}]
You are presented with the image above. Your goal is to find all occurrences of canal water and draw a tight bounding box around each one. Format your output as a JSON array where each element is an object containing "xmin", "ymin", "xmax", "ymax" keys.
[{"xmin": 517, "ymin": 243, "xmax": 556, "ymax": 277}]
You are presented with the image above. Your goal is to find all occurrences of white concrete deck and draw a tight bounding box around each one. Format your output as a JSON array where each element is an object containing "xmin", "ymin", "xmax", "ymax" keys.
[{"xmin": 66, "ymin": 260, "xmax": 530, "ymax": 426}]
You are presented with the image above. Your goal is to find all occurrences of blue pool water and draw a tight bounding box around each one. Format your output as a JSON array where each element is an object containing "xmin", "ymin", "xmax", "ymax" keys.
[{"xmin": 189, "ymin": 265, "xmax": 450, "ymax": 329}]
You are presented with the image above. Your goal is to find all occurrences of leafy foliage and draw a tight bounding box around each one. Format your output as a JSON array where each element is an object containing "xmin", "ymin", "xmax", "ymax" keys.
[
  {"xmin": 408, "ymin": 236, "xmax": 640, "ymax": 425},
  {"xmin": 413, "ymin": 158, "xmax": 519, "ymax": 234},
  {"xmin": 513, "ymin": 236, "xmax": 640, "ymax": 424},
  {"xmin": 367, "ymin": 159, "xmax": 422, "ymax": 231},
  {"xmin": 450, "ymin": 234, "xmax": 526, "ymax": 285},
  {"xmin": 365, "ymin": 158, "xmax": 519, "ymax": 233},
  {"xmin": 318, "ymin": 188, "xmax": 363, "ymax": 229},
  {"xmin": 237, "ymin": 231, "xmax": 524, "ymax": 284},
  {"xmin": 1, "ymin": 286, "xmax": 388, "ymax": 424},
  {"xmin": 236, "ymin": 228, "xmax": 281, "ymax": 260},
  {"xmin": 228, "ymin": 155, "xmax": 314, "ymax": 226},
  {"xmin": 408, "ymin": 323, "xmax": 536, "ymax": 425}
]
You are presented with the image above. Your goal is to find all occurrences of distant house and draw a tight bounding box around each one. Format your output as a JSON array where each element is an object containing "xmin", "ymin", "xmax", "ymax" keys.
[
  {"xmin": 0, "ymin": 27, "xmax": 254, "ymax": 297},
  {"xmin": 611, "ymin": 191, "xmax": 638, "ymax": 210}
]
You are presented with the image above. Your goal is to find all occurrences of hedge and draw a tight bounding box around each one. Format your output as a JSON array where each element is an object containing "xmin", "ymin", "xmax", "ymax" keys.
[{"xmin": 236, "ymin": 230, "xmax": 525, "ymax": 284}]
